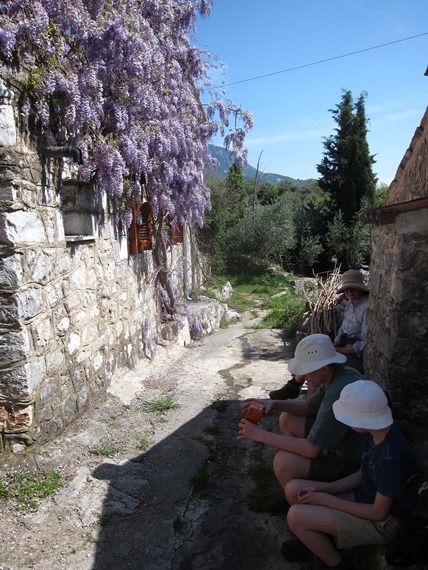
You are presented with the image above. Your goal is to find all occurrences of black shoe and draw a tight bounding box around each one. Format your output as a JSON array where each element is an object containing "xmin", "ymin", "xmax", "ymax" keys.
[
  {"xmin": 269, "ymin": 378, "xmax": 301, "ymax": 400},
  {"xmin": 268, "ymin": 494, "xmax": 291, "ymax": 515},
  {"xmin": 280, "ymin": 539, "xmax": 310, "ymax": 562}
]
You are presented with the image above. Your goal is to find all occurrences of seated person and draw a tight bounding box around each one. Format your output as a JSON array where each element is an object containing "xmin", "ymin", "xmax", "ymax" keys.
[
  {"xmin": 282, "ymin": 380, "xmax": 418, "ymax": 570},
  {"xmin": 269, "ymin": 269, "xmax": 369, "ymax": 400},
  {"xmin": 239, "ymin": 334, "xmax": 365, "ymax": 496},
  {"xmin": 333, "ymin": 269, "xmax": 369, "ymax": 374}
]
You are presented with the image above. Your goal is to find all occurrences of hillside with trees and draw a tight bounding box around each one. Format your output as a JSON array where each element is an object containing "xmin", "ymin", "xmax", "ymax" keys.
[
  {"xmin": 200, "ymin": 90, "xmax": 385, "ymax": 277},
  {"xmin": 206, "ymin": 144, "xmax": 315, "ymax": 186}
]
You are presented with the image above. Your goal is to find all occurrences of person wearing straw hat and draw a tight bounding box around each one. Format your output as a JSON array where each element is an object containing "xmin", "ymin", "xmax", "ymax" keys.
[
  {"xmin": 239, "ymin": 334, "xmax": 365, "ymax": 501},
  {"xmin": 281, "ymin": 380, "xmax": 418, "ymax": 568},
  {"xmin": 333, "ymin": 269, "xmax": 369, "ymax": 373}
]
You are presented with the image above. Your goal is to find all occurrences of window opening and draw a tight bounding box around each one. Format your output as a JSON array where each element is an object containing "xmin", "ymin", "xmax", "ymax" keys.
[
  {"xmin": 170, "ymin": 222, "xmax": 184, "ymax": 245},
  {"xmin": 129, "ymin": 202, "xmax": 153, "ymax": 254}
]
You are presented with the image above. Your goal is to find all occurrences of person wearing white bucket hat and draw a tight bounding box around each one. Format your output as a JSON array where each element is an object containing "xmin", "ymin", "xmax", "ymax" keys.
[
  {"xmin": 281, "ymin": 380, "xmax": 418, "ymax": 569},
  {"xmin": 239, "ymin": 334, "xmax": 366, "ymax": 511}
]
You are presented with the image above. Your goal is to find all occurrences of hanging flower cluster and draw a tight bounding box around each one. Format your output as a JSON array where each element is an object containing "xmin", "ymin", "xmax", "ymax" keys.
[
  {"xmin": 0, "ymin": 0, "xmax": 253, "ymax": 352},
  {"xmin": 0, "ymin": 0, "xmax": 253, "ymax": 227}
]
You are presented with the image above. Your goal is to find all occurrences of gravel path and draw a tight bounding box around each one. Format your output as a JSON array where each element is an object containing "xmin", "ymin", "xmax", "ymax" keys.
[{"xmin": 1, "ymin": 308, "xmax": 305, "ymax": 570}]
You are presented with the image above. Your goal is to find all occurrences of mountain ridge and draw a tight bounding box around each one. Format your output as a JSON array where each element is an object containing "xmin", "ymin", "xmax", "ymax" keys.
[{"xmin": 206, "ymin": 144, "xmax": 316, "ymax": 186}]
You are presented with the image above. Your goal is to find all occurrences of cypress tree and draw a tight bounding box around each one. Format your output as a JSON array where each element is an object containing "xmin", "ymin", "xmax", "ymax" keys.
[
  {"xmin": 225, "ymin": 163, "xmax": 247, "ymax": 222},
  {"xmin": 317, "ymin": 90, "xmax": 377, "ymax": 225}
]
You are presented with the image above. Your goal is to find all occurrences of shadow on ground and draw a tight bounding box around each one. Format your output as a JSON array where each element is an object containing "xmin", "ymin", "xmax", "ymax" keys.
[{"xmin": 91, "ymin": 398, "xmax": 288, "ymax": 570}]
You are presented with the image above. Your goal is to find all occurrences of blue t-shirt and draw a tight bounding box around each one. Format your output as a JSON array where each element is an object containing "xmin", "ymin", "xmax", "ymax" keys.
[{"xmin": 355, "ymin": 423, "xmax": 418, "ymax": 519}]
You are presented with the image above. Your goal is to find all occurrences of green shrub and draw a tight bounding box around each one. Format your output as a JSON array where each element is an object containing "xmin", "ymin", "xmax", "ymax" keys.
[
  {"xmin": 141, "ymin": 395, "xmax": 179, "ymax": 413},
  {"xmin": 0, "ymin": 469, "xmax": 62, "ymax": 511},
  {"xmin": 89, "ymin": 441, "xmax": 119, "ymax": 457},
  {"xmin": 210, "ymin": 400, "xmax": 228, "ymax": 413},
  {"xmin": 279, "ymin": 295, "xmax": 307, "ymax": 338}
]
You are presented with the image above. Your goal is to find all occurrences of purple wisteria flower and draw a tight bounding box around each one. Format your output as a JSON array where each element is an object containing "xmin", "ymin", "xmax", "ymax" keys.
[{"xmin": 0, "ymin": 0, "xmax": 252, "ymax": 326}]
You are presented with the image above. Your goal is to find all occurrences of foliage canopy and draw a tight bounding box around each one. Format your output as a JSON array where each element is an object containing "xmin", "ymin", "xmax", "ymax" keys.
[{"xmin": 317, "ymin": 89, "xmax": 377, "ymax": 225}]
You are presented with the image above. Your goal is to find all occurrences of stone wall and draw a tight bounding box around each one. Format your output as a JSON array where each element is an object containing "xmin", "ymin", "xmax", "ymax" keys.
[
  {"xmin": 0, "ymin": 77, "xmax": 203, "ymax": 452},
  {"xmin": 364, "ymin": 107, "xmax": 428, "ymax": 430}
]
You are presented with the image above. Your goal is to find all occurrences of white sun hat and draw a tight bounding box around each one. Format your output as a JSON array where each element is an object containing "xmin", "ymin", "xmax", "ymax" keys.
[
  {"xmin": 333, "ymin": 380, "xmax": 393, "ymax": 429},
  {"xmin": 288, "ymin": 333, "xmax": 347, "ymax": 376}
]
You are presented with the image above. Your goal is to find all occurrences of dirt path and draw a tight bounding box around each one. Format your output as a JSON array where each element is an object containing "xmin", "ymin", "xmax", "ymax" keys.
[{"xmin": 0, "ymin": 308, "xmax": 303, "ymax": 570}]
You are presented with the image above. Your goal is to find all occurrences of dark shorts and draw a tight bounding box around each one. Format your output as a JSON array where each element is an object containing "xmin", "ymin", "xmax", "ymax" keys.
[
  {"xmin": 344, "ymin": 353, "xmax": 364, "ymax": 374},
  {"xmin": 308, "ymin": 453, "xmax": 360, "ymax": 482},
  {"xmin": 304, "ymin": 416, "xmax": 360, "ymax": 482}
]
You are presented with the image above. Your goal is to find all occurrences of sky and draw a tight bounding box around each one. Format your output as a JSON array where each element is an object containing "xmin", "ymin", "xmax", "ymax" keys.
[{"xmin": 194, "ymin": 0, "xmax": 427, "ymax": 185}]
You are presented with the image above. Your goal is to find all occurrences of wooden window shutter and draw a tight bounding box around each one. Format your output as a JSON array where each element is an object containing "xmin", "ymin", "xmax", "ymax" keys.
[
  {"xmin": 170, "ymin": 222, "xmax": 184, "ymax": 245},
  {"xmin": 129, "ymin": 202, "xmax": 153, "ymax": 254}
]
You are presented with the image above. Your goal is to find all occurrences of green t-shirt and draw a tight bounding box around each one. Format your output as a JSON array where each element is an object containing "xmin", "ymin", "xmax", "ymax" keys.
[{"xmin": 306, "ymin": 364, "xmax": 365, "ymax": 464}]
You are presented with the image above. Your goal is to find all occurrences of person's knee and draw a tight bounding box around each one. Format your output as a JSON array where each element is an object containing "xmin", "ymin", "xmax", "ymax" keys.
[
  {"xmin": 273, "ymin": 450, "xmax": 289, "ymax": 476},
  {"xmin": 286, "ymin": 505, "xmax": 300, "ymax": 532},
  {"xmin": 278, "ymin": 411, "xmax": 290, "ymax": 434},
  {"xmin": 284, "ymin": 480, "xmax": 298, "ymax": 504},
  {"xmin": 274, "ymin": 450, "xmax": 311, "ymax": 480}
]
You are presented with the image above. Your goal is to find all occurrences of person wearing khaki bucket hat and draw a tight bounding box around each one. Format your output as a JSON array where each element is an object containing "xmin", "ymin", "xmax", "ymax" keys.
[
  {"xmin": 282, "ymin": 380, "xmax": 418, "ymax": 570},
  {"xmin": 268, "ymin": 269, "xmax": 369, "ymax": 401},
  {"xmin": 333, "ymin": 269, "xmax": 369, "ymax": 373}
]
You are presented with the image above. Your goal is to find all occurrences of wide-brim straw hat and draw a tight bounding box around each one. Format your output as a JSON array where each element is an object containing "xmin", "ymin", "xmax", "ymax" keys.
[
  {"xmin": 288, "ymin": 333, "xmax": 347, "ymax": 376},
  {"xmin": 333, "ymin": 380, "xmax": 393, "ymax": 429},
  {"xmin": 337, "ymin": 269, "xmax": 369, "ymax": 293}
]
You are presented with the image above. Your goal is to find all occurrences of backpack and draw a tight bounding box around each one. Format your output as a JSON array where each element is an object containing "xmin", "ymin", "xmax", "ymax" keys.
[{"xmin": 384, "ymin": 472, "xmax": 428, "ymax": 566}]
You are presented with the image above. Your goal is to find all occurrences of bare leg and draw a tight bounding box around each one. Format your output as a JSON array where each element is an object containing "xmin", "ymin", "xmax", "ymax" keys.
[
  {"xmin": 274, "ymin": 414, "xmax": 311, "ymax": 488},
  {"xmin": 285, "ymin": 478, "xmax": 320, "ymax": 505},
  {"xmin": 287, "ymin": 504, "xmax": 342, "ymax": 566},
  {"xmin": 274, "ymin": 450, "xmax": 312, "ymax": 488},
  {"xmin": 278, "ymin": 411, "xmax": 306, "ymax": 436}
]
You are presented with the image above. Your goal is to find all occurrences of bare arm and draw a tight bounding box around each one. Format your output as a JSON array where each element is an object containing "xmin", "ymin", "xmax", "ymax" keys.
[
  {"xmin": 308, "ymin": 470, "xmax": 362, "ymax": 495},
  {"xmin": 272, "ymin": 397, "xmax": 316, "ymax": 415},
  {"xmin": 335, "ymin": 344, "xmax": 356, "ymax": 355},
  {"xmin": 241, "ymin": 397, "xmax": 315, "ymax": 417},
  {"xmin": 298, "ymin": 487, "xmax": 393, "ymax": 522},
  {"xmin": 237, "ymin": 418, "xmax": 322, "ymax": 458},
  {"xmin": 325, "ymin": 470, "xmax": 362, "ymax": 493}
]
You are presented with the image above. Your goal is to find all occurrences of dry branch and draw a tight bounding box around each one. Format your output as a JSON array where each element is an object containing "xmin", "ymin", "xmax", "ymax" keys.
[{"xmin": 301, "ymin": 266, "xmax": 344, "ymax": 337}]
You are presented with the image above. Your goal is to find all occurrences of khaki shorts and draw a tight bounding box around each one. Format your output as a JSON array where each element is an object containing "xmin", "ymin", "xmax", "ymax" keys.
[{"xmin": 332, "ymin": 504, "xmax": 402, "ymax": 549}]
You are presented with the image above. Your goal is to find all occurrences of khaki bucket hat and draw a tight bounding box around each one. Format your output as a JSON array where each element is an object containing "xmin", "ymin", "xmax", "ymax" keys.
[{"xmin": 337, "ymin": 269, "xmax": 369, "ymax": 293}]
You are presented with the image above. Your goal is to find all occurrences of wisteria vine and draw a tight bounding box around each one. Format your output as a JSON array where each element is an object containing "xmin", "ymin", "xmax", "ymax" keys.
[{"xmin": 0, "ymin": 0, "xmax": 253, "ymax": 347}]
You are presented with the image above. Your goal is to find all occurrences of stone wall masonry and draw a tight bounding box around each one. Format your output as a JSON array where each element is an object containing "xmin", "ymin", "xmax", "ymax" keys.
[
  {"xmin": 0, "ymin": 78, "xmax": 203, "ymax": 452},
  {"xmin": 364, "ymin": 107, "xmax": 428, "ymax": 429},
  {"xmin": 366, "ymin": 213, "xmax": 428, "ymax": 425},
  {"xmin": 387, "ymin": 107, "xmax": 428, "ymax": 204}
]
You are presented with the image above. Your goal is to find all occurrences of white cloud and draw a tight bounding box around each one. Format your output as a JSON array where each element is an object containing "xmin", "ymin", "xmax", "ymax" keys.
[
  {"xmin": 373, "ymin": 108, "xmax": 421, "ymax": 125},
  {"xmin": 246, "ymin": 129, "xmax": 324, "ymax": 146}
]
